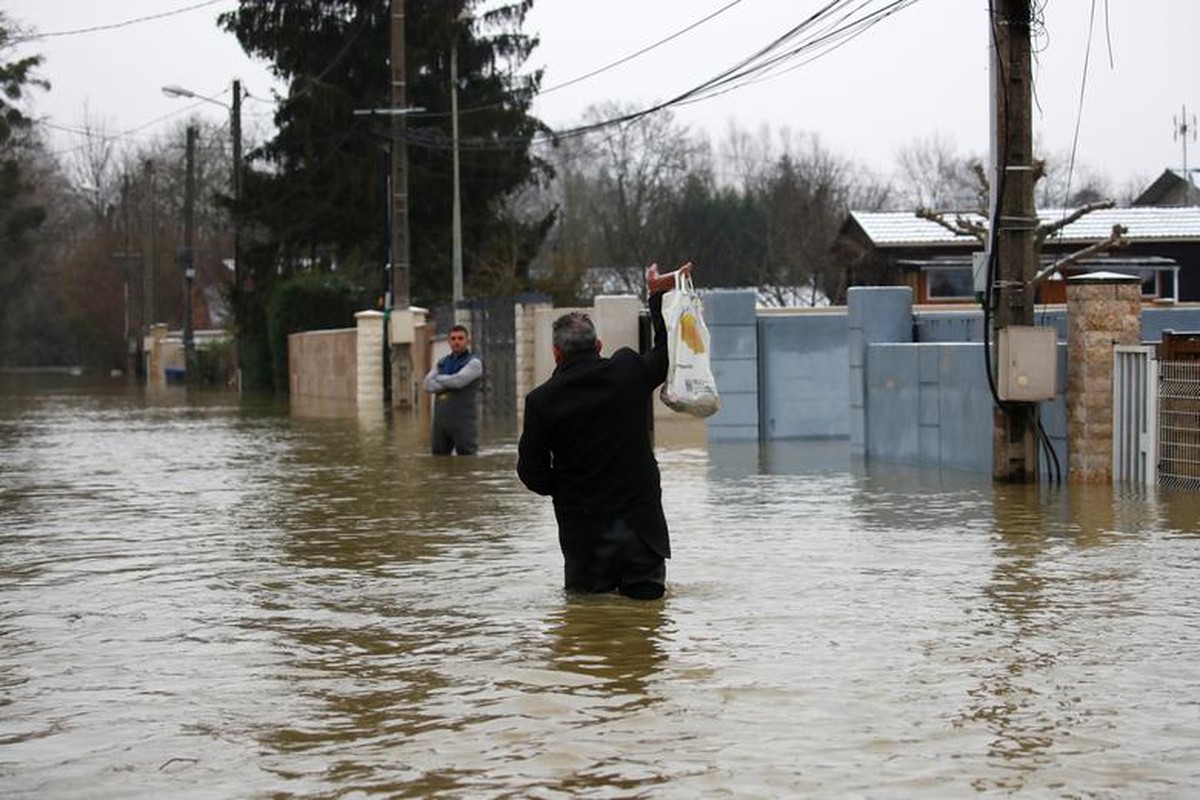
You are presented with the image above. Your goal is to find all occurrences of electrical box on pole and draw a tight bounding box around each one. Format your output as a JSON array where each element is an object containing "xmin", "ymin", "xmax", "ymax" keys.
[{"xmin": 997, "ymin": 326, "xmax": 1058, "ymax": 402}]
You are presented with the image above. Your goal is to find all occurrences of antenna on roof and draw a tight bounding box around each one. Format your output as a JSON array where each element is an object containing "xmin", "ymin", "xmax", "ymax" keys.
[{"xmin": 1174, "ymin": 104, "xmax": 1197, "ymax": 178}]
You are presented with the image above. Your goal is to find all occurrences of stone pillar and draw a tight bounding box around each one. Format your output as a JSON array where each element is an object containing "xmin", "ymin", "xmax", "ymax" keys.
[
  {"xmin": 847, "ymin": 287, "xmax": 913, "ymax": 456},
  {"xmin": 144, "ymin": 323, "xmax": 168, "ymax": 387},
  {"xmin": 515, "ymin": 299, "xmax": 553, "ymax": 420},
  {"xmin": 355, "ymin": 310, "xmax": 385, "ymax": 407},
  {"xmin": 1066, "ymin": 272, "xmax": 1142, "ymax": 483}
]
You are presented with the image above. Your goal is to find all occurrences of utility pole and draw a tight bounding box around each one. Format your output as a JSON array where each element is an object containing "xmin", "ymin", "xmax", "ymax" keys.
[
  {"xmin": 389, "ymin": 0, "xmax": 413, "ymax": 408},
  {"xmin": 231, "ymin": 78, "xmax": 244, "ymax": 388},
  {"xmin": 450, "ymin": 28, "xmax": 464, "ymax": 318},
  {"xmin": 143, "ymin": 159, "xmax": 157, "ymax": 338},
  {"xmin": 989, "ymin": 0, "xmax": 1039, "ymax": 482},
  {"xmin": 117, "ymin": 173, "xmax": 141, "ymax": 379},
  {"xmin": 181, "ymin": 125, "xmax": 197, "ymax": 378}
]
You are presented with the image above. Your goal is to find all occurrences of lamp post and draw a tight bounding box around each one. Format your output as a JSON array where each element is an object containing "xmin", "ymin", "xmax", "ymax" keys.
[
  {"xmin": 162, "ymin": 80, "xmax": 243, "ymax": 385},
  {"xmin": 181, "ymin": 124, "xmax": 197, "ymax": 377},
  {"xmin": 450, "ymin": 10, "xmax": 471, "ymax": 321}
]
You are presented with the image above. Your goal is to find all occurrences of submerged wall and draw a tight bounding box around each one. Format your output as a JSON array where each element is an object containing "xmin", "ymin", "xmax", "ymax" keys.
[{"xmin": 699, "ymin": 290, "xmax": 1200, "ymax": 473}]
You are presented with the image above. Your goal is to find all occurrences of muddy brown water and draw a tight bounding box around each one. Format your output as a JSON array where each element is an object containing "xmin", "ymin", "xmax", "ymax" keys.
[{"xmin": 3, "ymin": 375, "xmax": 1199, "ymax": 798}]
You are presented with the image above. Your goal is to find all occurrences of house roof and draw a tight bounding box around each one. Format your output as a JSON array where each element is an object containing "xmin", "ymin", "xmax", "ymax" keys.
[
  {"xmin": 1133, "ymin": 168, "xmax": 1200, "ymax": 206},
  {"xmin": 894, "ymin": 253, "xmax": 1178, "ymax": 271},
  {"xmin": 850, "ymin": 206, "xmax": 1200, "ymax": 248}
]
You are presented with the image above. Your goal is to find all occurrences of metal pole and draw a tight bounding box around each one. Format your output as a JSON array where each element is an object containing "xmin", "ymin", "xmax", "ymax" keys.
[
  {"xmin": 451, "ymin": 38, "xmax": 464, "ymax": 317},
  {"xmin": 182, "ymin": 125, "xmax": 196, "ymax": 377},
  {"xmin": 143, "ymin": 159, "xmax": 156, "ymax": 334}
]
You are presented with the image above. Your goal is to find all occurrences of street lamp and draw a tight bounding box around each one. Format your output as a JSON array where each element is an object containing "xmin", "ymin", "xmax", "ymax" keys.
[
  {"xmin": 450, "ymin": 9, "xmax": 471, "ymax": 320},
  {"xmin": 162, "ymin": 80, "xmax": 243, "ymax": 386}
]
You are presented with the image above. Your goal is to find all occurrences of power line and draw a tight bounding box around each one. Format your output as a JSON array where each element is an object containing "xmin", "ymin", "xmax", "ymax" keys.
[
  {"xmin": 414, "ymin": 0, "xmax": 746, "ymax": 123},
  {"xmin": 10, "ymin": 0, "xmax": 229, "ymax": 43},
  {"xmin": 409, "ymin": 0, "xmax": 922, "ymax": 152},
  {"xmin": 532, "ymin": 0, "xmax": 747, "ymax": 101}
]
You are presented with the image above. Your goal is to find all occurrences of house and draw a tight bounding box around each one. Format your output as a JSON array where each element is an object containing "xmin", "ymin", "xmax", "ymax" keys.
[
  {"xmin": 1133, "ymin": 169, "xmax": 1200, "ymax": 207},
  {"xmin": 835, "ymin": 205, "xmax": 1200, "ymax": 304}
]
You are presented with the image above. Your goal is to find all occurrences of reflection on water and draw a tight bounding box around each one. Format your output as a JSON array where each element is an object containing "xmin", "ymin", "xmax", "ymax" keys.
[{"xmin": 2, "ymin": 374, "xmax": 1200, "ymax": 798}]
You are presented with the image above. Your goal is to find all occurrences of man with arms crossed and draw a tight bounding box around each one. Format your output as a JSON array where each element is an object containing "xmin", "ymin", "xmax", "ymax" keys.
[
  {"xmin": 423, "ymin": 324, "xmax": 483, "ymax": 455},
  {"xmin": 517, "ymin": 262, "xmax": 692, "ymax": 600}
]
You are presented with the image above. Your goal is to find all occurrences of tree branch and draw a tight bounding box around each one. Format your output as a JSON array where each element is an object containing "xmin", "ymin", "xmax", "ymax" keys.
[
  {"xmin": 1035, "ymin": 198, "xmax": 1115, "ymax": 245},
  {"xmin": 915, "ymin": 207, "xmax": 987, "ymax": 243},
  {"xmin": 1031, "ymin": 224, "xmax": 1129, "ymax": 284}
]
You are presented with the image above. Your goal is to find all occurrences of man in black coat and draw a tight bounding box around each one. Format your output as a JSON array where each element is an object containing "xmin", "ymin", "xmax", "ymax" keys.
[{"xmin": 517, "ymin": 262, "xmax": 691, "ymax": 600}]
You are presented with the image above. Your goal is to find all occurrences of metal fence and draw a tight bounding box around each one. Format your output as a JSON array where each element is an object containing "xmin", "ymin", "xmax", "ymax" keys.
[
  {"xmin": 1113, "ymin": 346, "xmax": 1158, "ymax": 485},
  {"xmin": 459, "ymin": 298, "xmax": 517, "ymax": 422},
  {"xmin": 1158, "ymin": 359, "xmax": 1200, "ymax": 490}
]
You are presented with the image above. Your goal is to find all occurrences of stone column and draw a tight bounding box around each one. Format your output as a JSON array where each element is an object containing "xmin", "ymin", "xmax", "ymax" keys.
[
  {"xmin": 144, "ymin": 323, "xmax": 168, "ymax": 387},
  {"xmin": 356, "ymin": 310, "xmax": 385, "ymax": 407},
  {"xmin": 514, "ymin": 300, "xmax": 553, "ymax": 420},
  {"xmin": 1065, "ymin": 272, "xmax": 1142, "ymax": 482}
]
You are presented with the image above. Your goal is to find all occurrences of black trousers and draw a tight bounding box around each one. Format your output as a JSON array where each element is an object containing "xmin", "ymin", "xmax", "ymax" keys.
[
  {"xmin": 561, "ymin": 516, "xmax": 666, "ymax": 600},
  {"xmin": 431, "ymin": 415, "xmax": 477, "ymax": 455}
]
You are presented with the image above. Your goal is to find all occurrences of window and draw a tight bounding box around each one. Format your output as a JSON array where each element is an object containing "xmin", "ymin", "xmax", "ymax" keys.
[{"xmin": 926, "ymin": 268, "xmax": 974, "ymax": 300}]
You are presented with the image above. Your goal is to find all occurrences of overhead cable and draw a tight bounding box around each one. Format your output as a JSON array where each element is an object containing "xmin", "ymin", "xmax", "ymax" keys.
[{"xmin": 10, "ymin": 0, "xmax": 228, "ymax": 43}]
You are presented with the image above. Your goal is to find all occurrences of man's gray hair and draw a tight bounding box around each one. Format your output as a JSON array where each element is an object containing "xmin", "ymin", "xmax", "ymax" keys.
[{"xmin": 552, "ymin": 311, "xmax": 597, "ymax": 357}]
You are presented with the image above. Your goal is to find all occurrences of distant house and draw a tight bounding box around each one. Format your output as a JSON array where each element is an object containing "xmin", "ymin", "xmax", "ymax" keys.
[
  {"xmin": 1133, "ymin": 169, "xmax": 1200, "ymax": 207},
  {"xmin": 835, "ymin": 206, "xmax": 1200, "ymax": 304}
]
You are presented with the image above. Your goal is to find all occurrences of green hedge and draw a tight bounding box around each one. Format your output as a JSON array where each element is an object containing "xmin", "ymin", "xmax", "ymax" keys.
[{"xmin": 266, "ymin": 273, "xmax": 365, "ymax": 393}]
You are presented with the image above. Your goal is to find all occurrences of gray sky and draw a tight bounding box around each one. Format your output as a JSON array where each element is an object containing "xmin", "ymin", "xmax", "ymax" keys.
[{"xmin": 7, "ymin": 0, "xmax": 1199, "ymax": 197}]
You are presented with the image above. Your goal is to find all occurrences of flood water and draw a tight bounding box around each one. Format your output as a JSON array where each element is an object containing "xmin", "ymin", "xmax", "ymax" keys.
[{"xmin": 3, "ymin": 374, "xmax": 1200, "ymax": 798}]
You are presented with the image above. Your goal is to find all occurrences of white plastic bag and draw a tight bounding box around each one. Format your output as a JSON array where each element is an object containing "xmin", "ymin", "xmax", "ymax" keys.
[{"xmin": 659, "ymin": 273, "xmax": 720, "ymax": 418}]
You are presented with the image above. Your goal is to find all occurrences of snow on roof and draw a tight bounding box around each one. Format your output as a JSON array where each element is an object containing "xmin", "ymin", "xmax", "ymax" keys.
[{"xmin": 851, "ymin": 206, "xmax": 1200, "ymax": 247}]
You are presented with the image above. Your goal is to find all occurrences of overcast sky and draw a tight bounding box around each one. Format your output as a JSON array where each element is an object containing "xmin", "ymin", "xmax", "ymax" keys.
[{"xmin": 6, "ymin": 0, "xmax": 1199, "ymax": 197}]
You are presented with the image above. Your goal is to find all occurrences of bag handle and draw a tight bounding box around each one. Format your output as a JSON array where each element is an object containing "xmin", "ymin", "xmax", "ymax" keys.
[{"xmin": 675, "ymin": 270, "xmax": 693, "ymax": 294}]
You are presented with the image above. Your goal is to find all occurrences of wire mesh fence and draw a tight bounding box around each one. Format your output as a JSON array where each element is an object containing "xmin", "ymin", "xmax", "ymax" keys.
[{"xmin": 1158, "ymin": 359, "xmax": 1200, "ymax": 490}]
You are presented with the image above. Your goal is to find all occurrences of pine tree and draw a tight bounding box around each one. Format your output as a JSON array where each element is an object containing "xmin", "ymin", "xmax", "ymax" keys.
[
  {"xmin": 0, "ymin": 15, "xmax": 48, "ymax": 329},
  {"xmin": 219, "ymin": 0, "xmax": 551, "ymax": 307}
]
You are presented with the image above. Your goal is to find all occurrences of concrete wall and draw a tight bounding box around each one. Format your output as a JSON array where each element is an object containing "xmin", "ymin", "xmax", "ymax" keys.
[
  {"xmin": 849, "ymin": 287, "xmax": 913, "ymax": 455},
  {"xmin": 704, "ymin": 290, "xmax": 759, "ymax": 442},
  {"xmin": 284, "ymin": 293, "xmax": 1200, "ymax": 470},
  {"xmin": 698, "ymin": 287, "xmax": 1104, "ymax": 474},
  {"xmin": 288, "ymin": 328, "xmax": 357, "ymax": 401},
  {"xmin": 864, "ymin": 342, "xmax": 1067, "ymax": 472},
  {"xmin": 759, "ymin": 310, "xmax": 849, "ymax": 438}
]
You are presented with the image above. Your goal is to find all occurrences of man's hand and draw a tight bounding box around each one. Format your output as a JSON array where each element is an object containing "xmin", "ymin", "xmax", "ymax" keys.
[{"xmin": 646, "ymin": 261, "xmax": 694, "ymax": 295}]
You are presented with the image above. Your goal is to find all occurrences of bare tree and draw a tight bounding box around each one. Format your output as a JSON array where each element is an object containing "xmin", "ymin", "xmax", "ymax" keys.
[
  {"xmin": 894, "ymin": 134, "xmax": 984, "ymax": 211},
  {"xmin": 582, "ymin": 102, "xmax": 702, "ymax": 288},
  {"xmin": 65, "ymin": 104, "xmax": 119, "ymax": 225},
  {"xmin": 1033, "ymin": 146, "xmax": 1113, "ymax": 209}
]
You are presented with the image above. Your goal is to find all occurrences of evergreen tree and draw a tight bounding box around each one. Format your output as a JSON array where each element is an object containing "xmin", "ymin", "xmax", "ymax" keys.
[
  {"xmin": 0, "ymin": 15, "xmax": 48, "ymax": 333},
  {"xmin": 219, "ymin": 0, "xmax": 550, "ymax": 307}
]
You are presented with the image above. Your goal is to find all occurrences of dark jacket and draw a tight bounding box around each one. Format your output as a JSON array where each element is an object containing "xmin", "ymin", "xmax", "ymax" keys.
[{"xmin": 517, "ymin": 292, "xmax": 670, "ymax": 558}]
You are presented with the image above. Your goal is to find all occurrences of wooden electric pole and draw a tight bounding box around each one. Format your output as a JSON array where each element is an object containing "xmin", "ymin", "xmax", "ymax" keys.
[
  {"xmin": 389, "ymin": 0, "xmax": 413, "ymax": 408},
  {"xmin": 231, "ymin": 78, "xmax": 244, "ymax": 388},
  {"xmin": 143, "ymin": 159, "xmax": 157, "ymax": 334},
  {"xmin": 989, "ymin": 0, "xmax": 1040, "ymax": 482}
]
